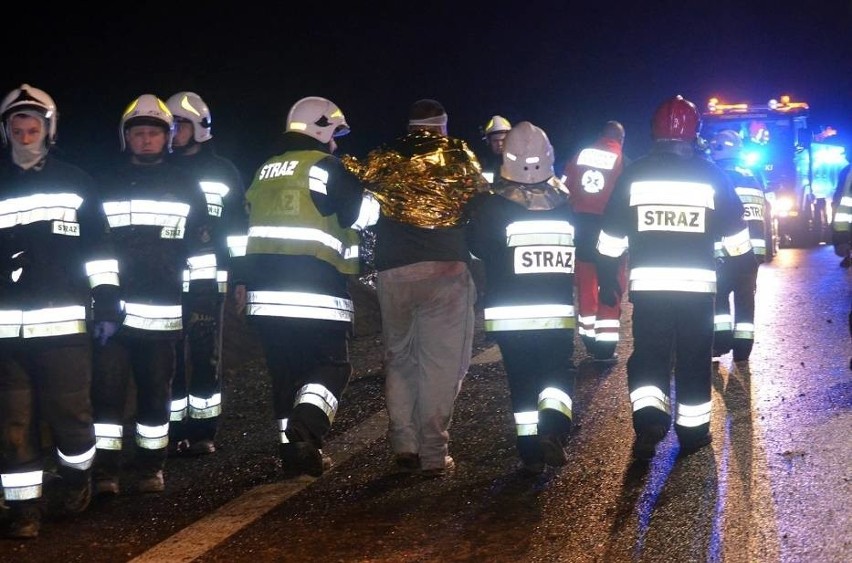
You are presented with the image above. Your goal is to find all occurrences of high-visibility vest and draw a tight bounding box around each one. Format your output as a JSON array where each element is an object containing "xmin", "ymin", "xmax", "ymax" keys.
[{"xmin": 245, "ymin": 150, "xmax": 360, "ymax": 275}]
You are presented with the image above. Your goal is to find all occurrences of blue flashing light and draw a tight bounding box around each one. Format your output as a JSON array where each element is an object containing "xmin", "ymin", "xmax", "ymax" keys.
[
  {"xmin": 743, "ymin": 151, "xmax": 761, "ymax": 167},
  {"xmin": 812, "ymin": 144, "xmax": 848, "ymax": 166}
]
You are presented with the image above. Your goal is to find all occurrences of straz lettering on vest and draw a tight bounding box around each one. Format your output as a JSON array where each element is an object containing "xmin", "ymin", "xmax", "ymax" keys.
[
  {"xmin": 743, "ymin": 203, "xmax": 764, "ymax": 221},
  {"xmin": 52, "ymin": 221, "xmax": 80, "ymax": 236},
  {"xmin": 514, "ymin": 245, "xmax": 575, "ymax": 274},
  {"xmin": 161, "ymin": 226, "xmax": 185, "ymax": 239},
  {"xmin": 638, "ymin": 205, "xmax": 706, "ymax": 233},
  {"xmin": 258, "ymin": 160, "xmax": 298, "ymax": 180}
]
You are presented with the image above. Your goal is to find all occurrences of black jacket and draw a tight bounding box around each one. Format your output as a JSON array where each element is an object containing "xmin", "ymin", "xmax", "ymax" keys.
[
  {"xmin": 467, "ymin": 179, "xmax": 576, "ymax": 318},
  {"xmin": 599, "ymin": 142, "xmax": 750, "ymax": 295},
  {"xmin": 0, "ymin": 156, "xmax": 119, "ymax": 335},
  {"xmin": 97, "ymin": 158, "xmax": 210, "ymax": 326},
  {"xmin": 168, "ymin": 142, "xmax": 247, "ymax": 285}
]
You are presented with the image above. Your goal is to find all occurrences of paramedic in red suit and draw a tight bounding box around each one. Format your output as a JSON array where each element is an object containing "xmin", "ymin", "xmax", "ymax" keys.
[{"xmin": 562, "ymin": 121, "xmax": 627, "ymax": 360}]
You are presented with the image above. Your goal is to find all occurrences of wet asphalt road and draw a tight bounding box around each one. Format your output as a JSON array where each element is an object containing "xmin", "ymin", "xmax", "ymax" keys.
[{"xmin": 0, "ymin": 245, "xmax": 849, "ymax": 563}]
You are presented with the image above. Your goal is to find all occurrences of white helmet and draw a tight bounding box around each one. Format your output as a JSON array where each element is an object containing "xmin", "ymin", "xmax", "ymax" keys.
[
  {"xmin": 166, "ymin": 91, "xmax": 212, "ymax": 143},
  {"xmin": 482, "ymin": 115, "xmax": 511, "ymax": 139},
  {"xmin": 286, "ymin": 96, "xmax": 350, "ymax": 144},
  {"xmin": 0, "ymin": 84, "xmax": 58, "ymax": 147},
  {"xmin": 119, "ymin": 94, "xmax": 174, "ymax": 151},
  {"xmin": 709, "ymin": 129, "xmax": 743, "ymax": 162},
  {"xmin": 500, "ymin": 121, "xmax": 555, "ymax": 184}
]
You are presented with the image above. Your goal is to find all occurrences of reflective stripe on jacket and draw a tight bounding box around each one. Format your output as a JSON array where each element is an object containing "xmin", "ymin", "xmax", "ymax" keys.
[
  {"xmin": 245, "ymin": 150, "xmax": 360, "ymax": 275},
  {"xmin": 597, "ymin": 147, "xmax": 751, "ymax": 294}
]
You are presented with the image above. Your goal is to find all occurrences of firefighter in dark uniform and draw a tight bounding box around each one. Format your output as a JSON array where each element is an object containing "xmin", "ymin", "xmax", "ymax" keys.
[
  {"xmin": 478, "ymin": 115, "xmax": 512, "ymax": 184},
  {"xmin": 597, "ymin": 95, "xmax": 752, "ymax": 460},
  {"xmin": 832, "ymin": 162, "xmax": 851, "ymax": 265},
  {"xmin": 91, "ymin": 94, "xmax": 211, "ymax": 495},
  {"xmin": 562, "ymin": 120, "xmax": 628, "ymax": 360},
  {"xmin": 231, "ymin": 96, "xmax": 375, "ymax": 478},
  {"xmin": 467, "ymin": 122, "xmax": 577, "ymax": 476},
  {"xmin": 0, "ymin": 84, "xmax": 119, "ymax": 538},
  {"xmin": 709, "ymin": 129, "xmax": 769, "ymax": 364},
  {"xmin": 165, "ymin": 92, "xmax": 247, "ymax": 456},
  {"xmin": 831, "ymin": 161, "xmax": 851, "ymax": 368}
]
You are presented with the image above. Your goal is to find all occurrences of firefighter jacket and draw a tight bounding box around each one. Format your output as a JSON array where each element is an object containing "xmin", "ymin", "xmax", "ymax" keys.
[
  {"xmin": 0, "ymin": 156, "xmax": 119, "ymax": 342},
  {"xmin": 97, "ymin": 159, "xmax": 211, "ymax": 337},
  {"xmin": 466, "ymin": 177, "xmax": 576, "ymax": 331},
  {"xmin": 231, "ymin": 132, "xmax": 367, "ymax": 328},
  {"xmin": 168, "ymin": 143, "xmax": 247, "ymax": 294},
  {"xmin": 832, "ymin": 164, "xmax": 851, "ymax": 247},
  {"xmin": 563, "ymin": 136, "xmax": 624, "ymax": 262},
  {"xmin": 717, "ymin": 160, "xmax": 770, "ymax": 263},
  {"xmin": 597, "ymin": 142, "xmax": 752, "ymax": 294}
]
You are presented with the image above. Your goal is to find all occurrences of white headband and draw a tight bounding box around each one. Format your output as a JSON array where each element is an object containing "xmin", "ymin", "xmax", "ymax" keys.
[{"xmin": 408, "ymin": 114, "xmax": 448, "ymax": 127}]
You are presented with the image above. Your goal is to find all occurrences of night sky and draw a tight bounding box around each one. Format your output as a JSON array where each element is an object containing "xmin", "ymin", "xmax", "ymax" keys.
[{"xmin": 3, "ymin": 1, "xmax": 851, "ymax": 180}]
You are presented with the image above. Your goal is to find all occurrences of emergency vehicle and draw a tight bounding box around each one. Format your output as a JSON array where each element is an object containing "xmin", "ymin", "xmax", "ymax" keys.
[{"xmin": 702, "ymin": 95, "xmax": 849, "ymax": 253}]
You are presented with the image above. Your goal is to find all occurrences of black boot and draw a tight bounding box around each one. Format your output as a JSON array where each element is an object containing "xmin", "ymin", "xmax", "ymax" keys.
[
  {"xmin": 136, "ymin": 449, "xmax": 166, "ymax": 493},
  {"xmin": 581, "ymin": 335, "xmax": 596, "ymax": 356},
  {"xmin": 632, "ymin": 424, "xmax": 668, "ymax": 461},
  {"xmin": 279, "ymin": 442, "xmax": 330, "ymax": 478},
  {"xmin": 6, "ymin": 500, "xmax": 43, "ymax": 539},
  {"xmin": 57, "ymin": 467, "xmax": 92, "ymax": 514},
  {"xmin": 539, "ymin": 412, "xmax": 572, "ymax": 467},
  {"xmin": 186, "ymin": 418, "xmax": 218, "ymax": 455},
  {"xmin": 678, "ymin": 430, "xmax": 713, "ymax": 456},
  {"xmin": 593, "ymin": 342, "xmax": 618, "ymax": 362},
  {"xmin": 93, "ymin": 449, "xmax": 122, "ymax": 496},
  {"xmin": 539, "ymin": 433, "xmax": 569, "ymax": 467},
  {"xmin": 516, "ymin": 436, "xmax": 545, "ymax": 476}
]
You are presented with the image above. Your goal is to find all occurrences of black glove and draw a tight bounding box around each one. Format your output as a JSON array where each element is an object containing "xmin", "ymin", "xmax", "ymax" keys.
[
  {"xmin": 92, "ymin": 321, "xmax": 120, "ymax": 346},
  {"xmin": 597, "ymin": 256, "xmax": 621, "ymax": 307}
]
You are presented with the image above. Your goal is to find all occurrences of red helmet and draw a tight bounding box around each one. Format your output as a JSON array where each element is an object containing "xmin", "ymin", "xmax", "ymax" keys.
[{"xmin": 651, "ymin": 95, "xmax": 701, "ymax": 142}]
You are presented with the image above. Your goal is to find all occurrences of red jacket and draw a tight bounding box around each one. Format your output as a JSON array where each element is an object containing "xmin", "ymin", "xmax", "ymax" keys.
[{"xmin": 563, "ymin": 137, "xmax": 624, "ymax": 215}]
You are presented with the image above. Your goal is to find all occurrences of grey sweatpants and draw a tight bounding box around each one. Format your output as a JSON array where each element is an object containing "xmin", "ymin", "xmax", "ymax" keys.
[{"xmin": 377, "ymin": 261, "xmax": 476, "ymax": 470}]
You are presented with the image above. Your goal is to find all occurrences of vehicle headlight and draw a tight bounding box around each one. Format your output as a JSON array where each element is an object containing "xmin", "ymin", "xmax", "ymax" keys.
[{"xmin": 775, "ymin": 196, "xmax": 795, "ymax": 216}]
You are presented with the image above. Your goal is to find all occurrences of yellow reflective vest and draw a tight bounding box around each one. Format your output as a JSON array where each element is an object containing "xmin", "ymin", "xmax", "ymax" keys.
[{"xmin": 245, "ymin": 150, "xmax": 360, "ymax": 275}]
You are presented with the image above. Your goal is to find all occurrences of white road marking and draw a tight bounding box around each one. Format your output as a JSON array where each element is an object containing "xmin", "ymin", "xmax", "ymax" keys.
[
  {"xmin": 132, "ymin": 345, "xmax": 500, "ymax": 562},
  {"xmin": 130, "ymin": 410, "xmax": 389, "ymax": 563}
]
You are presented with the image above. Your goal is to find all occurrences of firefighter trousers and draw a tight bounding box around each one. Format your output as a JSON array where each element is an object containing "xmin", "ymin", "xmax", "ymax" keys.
[
  {"xmin": 714, "ymin": 260, "xmax": 759, "ymax": 361},
  {"xmin": 494, "ymin": 329, "xmax": 576, "ymax": 464},
  {"xmin": 251, "ymin": 317, "xmax": 352, "ymax": 451},
  {"xmin": 627, "ymin": 293, "xmax": 714, "ymax": 442},
  {"xmin": 171, "ymin": 287, "xmax": 225, "ymax": 443},
  {"xmin": 91, "ymin": 334, "xmax": 176, "ymax": 474},
  {"xmin": 0, "ymin": 338, "xmax": 96, "ymax": 497}
]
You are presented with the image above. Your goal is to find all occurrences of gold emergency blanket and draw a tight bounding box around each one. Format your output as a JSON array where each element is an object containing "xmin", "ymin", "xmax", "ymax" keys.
[{"xmin": 344, "ymin": 131, "xmax": 488, "ymax": 228}]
